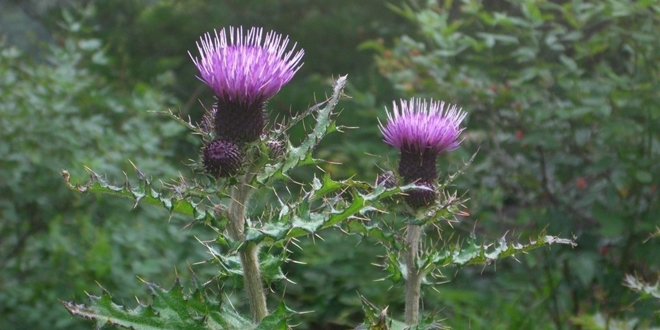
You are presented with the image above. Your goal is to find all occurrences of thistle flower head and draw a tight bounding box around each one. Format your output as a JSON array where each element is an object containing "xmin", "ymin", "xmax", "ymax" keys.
[
  {"xmin": 190, "ymin": 27, "xmax": 304, "ymax": 109},
  {"xmin": 379, "ymin": 98, "xmax": 466, "ymax": 156},
  {"xmin": 379, "ymin": 98, "xmax": 466, "ymax": 209}
]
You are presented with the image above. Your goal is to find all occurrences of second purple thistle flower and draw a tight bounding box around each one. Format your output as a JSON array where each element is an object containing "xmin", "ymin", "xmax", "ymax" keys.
[
  {"xmin": 190, "ymin": 26, "xmax": 304, "ymax": 143},
  {"xmin": 379, "ymin": 98, "xmax": 467, "ymax": 208}
]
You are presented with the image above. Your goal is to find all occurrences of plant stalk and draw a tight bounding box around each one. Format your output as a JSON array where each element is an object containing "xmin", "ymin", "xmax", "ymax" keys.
[
  {"xmin": 228, "ymin": 171, "xmax": 268, "ymax": 322},
  {"xmin": 240, "ymin": 242, "xmax": 268, "ymax": 321},
  {"xmin": 404, "ymin": 223, "xmax": 423, "ymax": 325}
]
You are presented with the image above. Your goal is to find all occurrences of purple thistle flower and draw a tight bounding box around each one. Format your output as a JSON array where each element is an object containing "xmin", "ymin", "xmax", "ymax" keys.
[
  {"xmin": 379, "ymin": 98, "xmax": 466, "ymax": 208},
  {"xmin": 190, "ymin": 27, "xmax": 304, "ymax": 142}
]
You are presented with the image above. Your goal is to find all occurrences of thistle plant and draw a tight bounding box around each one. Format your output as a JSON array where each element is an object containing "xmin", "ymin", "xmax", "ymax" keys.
[
  {"xmin": 191, "ymin": 26, "xmax": 305, "ymax": 321},
  {"xmin": 351, "ymin": 99, "xmax": 576, "ymax": 329},
  {"xmin": 380, "ymin": 98, "xmax": 466, "ymax": 324},
  {"xmin": 61, "ymin": 26, "xmax": 576, "ymax": 330}
]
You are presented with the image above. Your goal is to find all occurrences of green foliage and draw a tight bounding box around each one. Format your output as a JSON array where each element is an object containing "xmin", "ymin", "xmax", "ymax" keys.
[
  {"xmin": 355, "ymin": 295, "xmax": 445, "ymax": 330},
  {"xmin": 62, "ymin": 278, "xmax": 257, "ymax": 330},
  {"xmin": 372, "ymin": 0, "xmax": 660, "ymax": 326},
  {"xmin": 62, "ymin": 74, "xmax": 414, "ymax": 328},
  {"xmin": 0, "ymin": 9, "xmax": 211, "ymax": 330},
  {"xmin": 347, "ymin": 154, "xmax": 574, "ymax": 327}
]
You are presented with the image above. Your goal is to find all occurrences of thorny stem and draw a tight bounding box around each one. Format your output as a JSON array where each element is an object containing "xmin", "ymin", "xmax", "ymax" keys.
[
  {"xmin": 405, "ymin": 223, "xmax": 423, "ymax": 325},
  {"xmin": 227, "ymin": 170, "xmax": 268, "ymax": 322}
]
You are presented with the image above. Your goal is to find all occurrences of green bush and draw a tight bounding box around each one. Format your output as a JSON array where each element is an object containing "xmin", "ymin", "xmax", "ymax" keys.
[{"xmin": 0, "ymin": 10, "xmax": 212, "ymax": 330}]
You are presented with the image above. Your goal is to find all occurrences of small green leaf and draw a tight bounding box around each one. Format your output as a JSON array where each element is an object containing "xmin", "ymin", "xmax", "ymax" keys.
[
  {"xmin": 254, "ymin": 301, "xmax": 290, "ymax": 330},
  {"xmin": 634, "ymin": 170, "xmax": 653, "ymax": 183},
  {"xmin": 356, "ymin": 295, "xmax": 390, "ymax": 330}
]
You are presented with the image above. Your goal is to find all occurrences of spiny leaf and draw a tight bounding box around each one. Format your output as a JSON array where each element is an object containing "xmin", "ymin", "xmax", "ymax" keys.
[
  {"xmin": 355, "ymin": 295, "xmax": 427, "ymax": 330},
  {"xmin": 254, "ymin": 301, "xmax": 291, "ymax": 330},
  {"xmin": 241, "ymin": 178, "xmax": 419, "ymax": 246},
  {"xmin": 257, "ymin": 75, "xmax": 347, "ymax": 183},
  {"xmin": 380, "ymin": 232, "xmax": 576, "ymax": 284},
  {"xmin": 426, "ymin": 232, "xmax": 577, "ymax": 268},
  {"xmin": 346, "ymin": 220, "xmax": 398, "ymax": 247},
  {"xmin": 61, "ymin": 279, "xmax": 252, "ymax": 330},
  {"xmin": 355, "ymin": 295, "xmax": 391, "ymax": 330},
  {"xmin": 61, "ymin": 167, "xmax": 215, "ymax": 224},
  {"xmin": 199, "ymin": 240, "xmax": 287, "ymax": 286}
]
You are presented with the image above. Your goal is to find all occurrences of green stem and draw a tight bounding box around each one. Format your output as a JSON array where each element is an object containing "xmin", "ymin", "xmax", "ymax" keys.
[
  {"xmin": 228, "ymin": 171, "xmax": 268, "ymax": 322},
  {"xmin": 240, "ymin": 242, "xmax": 268, "ymax": 321},
  {"xmin": 404, "ymin": 223, "xmax": 423, "ymax": 325}
]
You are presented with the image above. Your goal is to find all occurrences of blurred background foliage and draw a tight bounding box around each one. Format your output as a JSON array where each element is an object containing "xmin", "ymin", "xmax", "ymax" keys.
[{"xmin": 0, "ymin": 0, "xmax": 658, "ymax": 329}]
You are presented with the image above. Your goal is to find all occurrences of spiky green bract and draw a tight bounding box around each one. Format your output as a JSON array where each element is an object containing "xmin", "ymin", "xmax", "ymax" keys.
[
  {"xmin": 242, "ymin": 174, "xmax": 421, "ymax": 246},
  {"xmin": 355, "ymin": 295, "xmax": 394, "ymax": 330},
  {"xmin": 190, "ymin": 174, "xmax": 421, "ymax": 297},
  {"xmin": 61, "ymin": 278, "xmax": 254, "ymax": 330},
  {"xmin": 197, "ymin": 242, "xmax": 288, "ymax": 287}
]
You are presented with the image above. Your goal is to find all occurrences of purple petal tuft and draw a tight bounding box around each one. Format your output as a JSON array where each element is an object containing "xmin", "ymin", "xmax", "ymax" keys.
[
  {"xmin": 379, "ymin": 98, "xmax": 466, "ymax": 156},
  {"xmin": 189, "ymin": 27, "xmax": 304, "ymax": 108}
]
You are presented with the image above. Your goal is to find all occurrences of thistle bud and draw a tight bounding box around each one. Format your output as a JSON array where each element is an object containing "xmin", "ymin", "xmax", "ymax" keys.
[
  {"xmin": 404, "ymin": 181, "xmax": 436, "ymax": 209},
  {"xmin": 202, "ymin": 139, "xmax": 244, "ymax": 178},
  {"xmin": 265, "ymin": 138, "xmax": 286, "ymax": 160},
  {"xmin": 375, "ymin": 170, "xmax": 396, "ymax": 188},
  {"xmin": 200, "ymin": 104, "xmax": 217, "ymax": 135}
]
